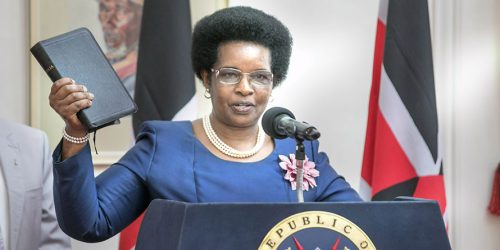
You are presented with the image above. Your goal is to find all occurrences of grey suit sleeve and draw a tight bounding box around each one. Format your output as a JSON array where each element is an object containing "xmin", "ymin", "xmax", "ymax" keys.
[{"xmin": 39, "ymin": 133, "xmax": 72, "ymax": 250}]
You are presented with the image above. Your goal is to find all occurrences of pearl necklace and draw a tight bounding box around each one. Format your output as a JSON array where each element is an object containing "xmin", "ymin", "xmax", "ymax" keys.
[{"xmin": 202, "ymin": 115, "xmax": 265, "ymax": 158}]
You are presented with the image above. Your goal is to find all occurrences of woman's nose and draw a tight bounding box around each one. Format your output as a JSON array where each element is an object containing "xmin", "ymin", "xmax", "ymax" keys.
[{"xmin": 234, "ymin": 75, "xmax": 254, "ymax": 96}]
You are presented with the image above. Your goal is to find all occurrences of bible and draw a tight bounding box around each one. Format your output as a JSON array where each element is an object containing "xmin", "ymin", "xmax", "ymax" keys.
[{"xmin": 30, "ymin": 27, "xmax": 137, "ymax": 131}]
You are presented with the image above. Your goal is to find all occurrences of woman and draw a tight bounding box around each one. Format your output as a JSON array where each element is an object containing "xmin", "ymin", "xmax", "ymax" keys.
[{"xmin": 49, "ymin": 6, "xmax": 361, "ymax": 242}]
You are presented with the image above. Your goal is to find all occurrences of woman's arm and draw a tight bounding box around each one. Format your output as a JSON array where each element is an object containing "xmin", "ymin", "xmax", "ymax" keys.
[
  {"xmin": 49, "ymin": 77, "xmax": 93, "ymax": 159},
  {"xmin": 49, "ymin": 78, "xmax": 153, "ymax": 242},
  {"xmin": 52, "ymin": 139, "xmax": 151, "ymax": 242}
]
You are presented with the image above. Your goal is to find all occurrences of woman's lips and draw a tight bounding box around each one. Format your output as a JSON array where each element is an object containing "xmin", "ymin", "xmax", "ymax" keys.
[{"xmin": 231, "ymin": 102, "xmax": 254, "ymax": 113}]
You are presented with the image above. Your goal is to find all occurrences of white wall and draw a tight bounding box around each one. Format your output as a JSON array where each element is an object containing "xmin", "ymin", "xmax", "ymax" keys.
[
  {"xmin": 1, "ymin": 0, "xmax": 499, "ymax": 249},
  {"xmin": 435, "ymin": 0, "xmax": 500, "ymax": 248},
  {"xmin": 0, "ymin": 0, "xmax": 29, "ymax": 123}
]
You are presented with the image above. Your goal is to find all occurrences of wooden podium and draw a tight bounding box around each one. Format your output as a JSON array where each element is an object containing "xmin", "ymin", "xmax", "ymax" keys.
[{"xmin": 136, "ymin": 198, "xmax": 450, "ymax": 250}]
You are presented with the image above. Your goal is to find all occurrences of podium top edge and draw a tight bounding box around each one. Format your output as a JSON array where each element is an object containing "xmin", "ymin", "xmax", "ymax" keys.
[{"xmin": 150, "ymin": 198, "xmax": 439, "ymax": 207}]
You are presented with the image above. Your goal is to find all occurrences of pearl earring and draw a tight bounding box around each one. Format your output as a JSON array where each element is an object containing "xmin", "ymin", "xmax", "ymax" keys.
[{"xmin": 204, "ymin": 88, "xmax": 211, "ymax": 99}]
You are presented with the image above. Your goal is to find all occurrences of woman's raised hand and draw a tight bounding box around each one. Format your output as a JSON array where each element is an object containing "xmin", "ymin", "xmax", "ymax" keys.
[{"xmin": 49, "ymin": 77, "xmax": 94, "ymax": 135}]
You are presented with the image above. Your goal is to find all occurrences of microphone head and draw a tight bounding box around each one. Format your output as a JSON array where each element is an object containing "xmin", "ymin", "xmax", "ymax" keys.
[{"xmin": 262, "ymin": 107, "xmax": 295, "ymax": 139}]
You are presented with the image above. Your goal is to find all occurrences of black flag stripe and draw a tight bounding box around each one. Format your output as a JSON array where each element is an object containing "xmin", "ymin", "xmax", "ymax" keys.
[
  {"xmin": 133, "ymin": 0, "xmax": 195, "ymax": 135},
  {"xmin": 372, "ymin": 177, "xmax": 419, "ymax": 201},
  {"xmin": 383, "ymin": 0, "xmax": 439, "ymax": 161}
]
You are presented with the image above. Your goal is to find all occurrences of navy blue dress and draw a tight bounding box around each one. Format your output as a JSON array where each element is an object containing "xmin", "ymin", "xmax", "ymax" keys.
[{"xmin": 52, "ymin": 121, "xmax": 361, "ymax": 242}]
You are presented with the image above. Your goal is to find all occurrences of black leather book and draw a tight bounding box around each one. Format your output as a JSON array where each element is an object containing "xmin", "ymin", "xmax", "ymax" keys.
[{"xmin": 30, "ymin": 27, "xmax": 137, "ymax": 131}]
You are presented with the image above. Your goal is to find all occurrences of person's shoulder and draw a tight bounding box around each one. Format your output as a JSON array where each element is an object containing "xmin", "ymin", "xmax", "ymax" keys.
[
  {"xmin": 136, "ymin": 120, "xmax": 194, "ymax": 150},
  {"xmin": 0, "ymin": 118, "xmax": 46, "ymax": 139},
  {"xmin": 141, "ymin": 120, "xmax": 191, "ymax": 129},
  {"xmin": 139, "ymin": 120, "xmax": 193, "ymax": 136}
]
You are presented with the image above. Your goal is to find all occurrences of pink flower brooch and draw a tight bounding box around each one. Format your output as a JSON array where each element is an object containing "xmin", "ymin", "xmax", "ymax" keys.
[{"xmin": 279, "ymin": 154, "xmax": 320, "ymax": 191}]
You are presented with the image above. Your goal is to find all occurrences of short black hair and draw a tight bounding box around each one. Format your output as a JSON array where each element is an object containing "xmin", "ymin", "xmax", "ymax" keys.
[{"xmin": 192, "ymin": 6, "xmax": 293, "ymax": 87}]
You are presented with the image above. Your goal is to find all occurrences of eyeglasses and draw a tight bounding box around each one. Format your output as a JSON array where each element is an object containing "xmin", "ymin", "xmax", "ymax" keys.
[{"xmin": 211, "ymin": 68, "xmax": 273, "ymax": 87}]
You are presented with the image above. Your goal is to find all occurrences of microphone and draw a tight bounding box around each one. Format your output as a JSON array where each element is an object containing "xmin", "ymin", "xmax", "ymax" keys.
[{"xmin": 262, "ymin": 107, "xmax": 321, "ymax": 141}]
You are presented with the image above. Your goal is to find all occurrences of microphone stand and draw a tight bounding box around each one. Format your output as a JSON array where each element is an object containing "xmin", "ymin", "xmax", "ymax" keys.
[{"xmin": 295, "ymin": 139, "xmax": 305, "ymax": 203}]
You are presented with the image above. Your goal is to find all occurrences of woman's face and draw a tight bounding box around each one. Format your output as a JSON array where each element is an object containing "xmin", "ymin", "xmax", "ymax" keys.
[{"xmin": 203, "ymin": 41, "xmax": 273, "ymax": 129}]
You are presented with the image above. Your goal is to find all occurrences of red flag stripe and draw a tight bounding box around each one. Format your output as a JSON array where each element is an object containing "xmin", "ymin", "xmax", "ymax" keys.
[
  {"xmin": 370, "ymin": 110, "xmax": 418, "ymax": 195},
  {"xmin": 413, "ymin": 175, "xmax": 447, "ymax": 214},
  {"xmin": 119, "ymin": 212, "xmax": 145, "ymax": 250},
  {"xmin": 360, "ymin": 18, "xmax": 386, "ymax": 194}
]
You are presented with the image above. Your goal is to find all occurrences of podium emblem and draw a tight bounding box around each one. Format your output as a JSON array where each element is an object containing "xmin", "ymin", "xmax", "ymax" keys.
[{"xmin": 259, "ymin": 211, "xmax": 375, "ymax": 250}]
